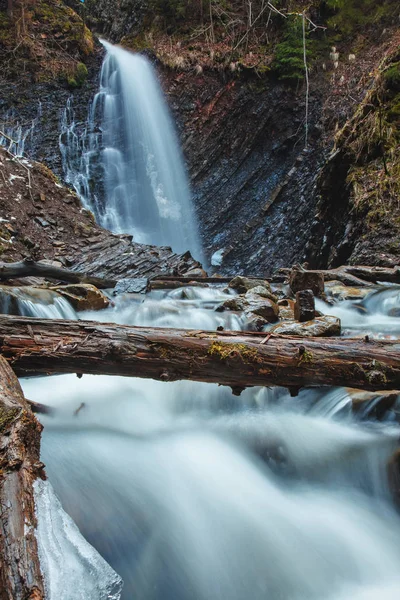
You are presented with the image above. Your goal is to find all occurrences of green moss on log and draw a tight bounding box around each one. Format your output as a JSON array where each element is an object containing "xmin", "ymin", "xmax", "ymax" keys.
[
  {"xmin": 208, "ymin": 341, "xmax": 261, "ymax": 364},
  {"xmin": 0, "ymin": 405, "xmax": 20, "ymax": 432}
]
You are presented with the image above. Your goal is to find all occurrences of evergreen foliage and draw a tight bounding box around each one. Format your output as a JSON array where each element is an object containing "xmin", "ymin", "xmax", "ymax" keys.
[{"xmin": 272, "ymin": 17, "xmax": 305, "ymax": 81}]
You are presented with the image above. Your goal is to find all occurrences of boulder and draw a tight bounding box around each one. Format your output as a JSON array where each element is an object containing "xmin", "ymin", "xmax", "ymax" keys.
[
  {"xmin": 114, "ymin": 278, "xmax": 149, "ymax": 295},
  {"xmin": 216, "ymin": 285, "xmax": 279, "ymax": 327},
  {"xmin": 277, "ymin": 298, "xmax": 295, "ymax": 320},
  {"xmin": 244, "ymin": 285, "xmax": 278, "ymax": 303},
  {"xmin": 51, "ymin": 284, "xmax": 109, "ymax": 311},
  {"xmin": 215, "ymin": 296, "xmax": 246, "ymax": 312},
  {"xmin": 294, "ymin": 289, "xmax": 315, "ymax": 322},
  {"xmin": 228, "ymin": 276, "xmax": 271, "ymax": 295},
  {"xmin": 289, "ymin": 268, "xmax": 324, "ymax": 297},
  {"xmin": 324, "ymin": 280, "xmax": 373, "ymax": 301},
  {"xmin": 244, "ymin": 298, "xmax": 279, "ymax": 322},
  {"xmin": 183, "ymin": 267, "xmax": 208, "ymax": 278},
  {"xmin": 270, "ymin": 316, "xmax": 341, "ymax": 337},
  {"xmin": 243, "ymin": 313, "xmax": 269, "ymax": 331}
]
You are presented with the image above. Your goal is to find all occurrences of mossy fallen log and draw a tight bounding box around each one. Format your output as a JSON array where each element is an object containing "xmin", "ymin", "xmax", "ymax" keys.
[
  {"xmin": 0, "ymin": 355, "xmax": 45, "ymax": 599},
  {"xmin": 0, "ymin": 315, "xmax": 399, "ymax": 392}
]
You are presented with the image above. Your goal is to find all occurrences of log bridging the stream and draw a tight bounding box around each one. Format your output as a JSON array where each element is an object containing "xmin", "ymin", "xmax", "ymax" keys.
[
  {"xmin": 0, "ymin": 355, "xmax": 45, "ymax": 600},
  {"xmin": 0, "ymin": 259, "xmax": 116, "ymax": 289},
  {"xmin": 0, "ymin": 315, "xmax": 399, "ymax": 392}
]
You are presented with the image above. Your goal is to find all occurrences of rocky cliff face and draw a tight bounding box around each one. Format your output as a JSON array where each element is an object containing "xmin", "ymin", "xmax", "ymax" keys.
[
  {"xmin": 1, "ymin": 0, "xmax": 399, "ymax": 276},
  {"xmin": 0, "ymin": 50, "xmax": 102, "ymax": 177},
  {"xmin": 83, "ymin": 0, "xmax": 149, "ymax": 42},
  {"xmin": 162, "ymin": 67, "xmax": 324, "ymax": 273},
  {"xmin": 306, "ymin": 32, "xmax": 400, "ymax": 270},
  {"xmin": 0, "ymin": 146, "xmax": 200, "ymax": 278}
]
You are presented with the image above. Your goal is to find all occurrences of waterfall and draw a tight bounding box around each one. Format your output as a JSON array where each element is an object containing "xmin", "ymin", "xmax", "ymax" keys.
[
  {"xmin": 59, "ymin": 97, "xmax": 97, "ymax": 209},
  {"xmin": 18, "ymin": 285, "xmax": 400, "ymax": 600},
  {"xmin": 60, "ymin": 42, "xmax": 203, "ymax": 262},
  {"xmin": 0, "ymin": 102, "xmax": 42, "ymax": 157}
]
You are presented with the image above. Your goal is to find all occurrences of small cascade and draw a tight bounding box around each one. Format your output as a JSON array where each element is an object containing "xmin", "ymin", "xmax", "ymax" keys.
[
  {"xmin": 60, "ymin": 42, "xmax": 203, "ymax": 262},
  {"xmin": 0, "ymin": 102, "xmax": 42, "ymax": 157},
  {"xmin": 317, "ymin": 285, "xmax": 400, "ymax": 337},
  {"xmin": 19, "ymin": 284, "xmax": 400, "ymax": 600},
  {"xmin": 59, "ymin": 97, "xmax": 101, "ymax": 211},
  {"xmin": 0, "ymin": 286, "xmax": 77, "ymax": 319}
]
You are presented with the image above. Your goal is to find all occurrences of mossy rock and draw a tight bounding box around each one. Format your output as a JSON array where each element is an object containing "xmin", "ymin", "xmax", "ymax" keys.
[
  {"xmin": 384, "ymin": 63, "xmax": 400, "ymax": 93},
  {"xmin": 67, "ymin": 61, "xmax": 88, "ymax": 88}
]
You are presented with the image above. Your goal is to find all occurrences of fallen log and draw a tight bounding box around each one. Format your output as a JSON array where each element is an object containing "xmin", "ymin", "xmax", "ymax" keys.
[
  {"xmin": 1, "ymin": 315, "xmax": 400, "ymax": 391},
  {"xmin": 0, "ymin": 355, "xmax": 45, "ymax": 599},
  {"xmin": 0, "ymin": 258, "xmax": 116, "ymax": 289},
  {"xmin": 284, "ymin": 265, "xmax": 400, "ymax": 288}
]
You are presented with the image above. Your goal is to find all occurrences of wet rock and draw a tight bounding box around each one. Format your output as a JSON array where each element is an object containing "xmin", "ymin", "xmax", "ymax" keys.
[
  {"xmin": 228, "ymin": 276, "xmax": 271, "ymax": 295},
  {"xmin": 348, "ymin": 389, "xmax": 399, "ymax": 420},
  {"xmin": 216, "ymin": 296, "xmax": 246, "ymax": 312},
  {"xmin": 244, "ymin": 313, "xmax": 269, "ymax": 331},
  {"xmin": 114, "ymin": 278, "xmax": 149, "ymax": 295},
  {"xmin": 277, "ymin": 298, "xmax": 295, "ymax": 320},
  {"xmin": 243, "ymin": 287, "xmax": 279, "ymax": 323},
  {"xmin": 324, "ymin": 280, "xmax": 374, "ymax": 301},
  {"xmin": 244, "ymin": 286, "xmax": 278, "ymax": 303},
  {"xmin": 289, "ymin": 268, "xmax": 324, "ymax": 297},
  {"xmin": 217, "ymin": 285, "xmax": 279, "ymax": 326},
  {"xmin": 270, "ymin": 316, "xmax": 341, "ymax": 337},
  {"xmin": 183, "ymin": 267, "xmax": 208, "ymax": 278},
  {"xmin": 294, "ymin": 290, "xmax": 315, "ymax": 322},
  {"xmin": 244, "ymin": 297, "xmax": 279, "ymax": 324},
  {"xmin": 51, "ymin": 284, "xmax": 109, "ymax": 311}
]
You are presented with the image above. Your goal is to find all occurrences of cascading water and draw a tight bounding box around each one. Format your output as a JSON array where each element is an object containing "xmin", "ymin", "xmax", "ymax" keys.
[
  {"xmin": 19, "ymin": 284, "xmax": 400, "ymax": 600},
  {"xmin": 0, "ymin": 102, "xmax": 42, "ymax": 156},
  {"xmin": 60, "ymin": 41, "xmax": 203, "ymax": 261},
  {"xmin": 0, "ymin": 286, "xmax": 77, "ymax": 319}
]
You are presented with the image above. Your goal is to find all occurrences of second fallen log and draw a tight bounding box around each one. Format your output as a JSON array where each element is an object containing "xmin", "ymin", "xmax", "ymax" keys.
[
  {"xmin": 0, "ymin": 355, "xmax": 45, "ymax": 599},
  {"xmin": 0, "ymin": 315, "xmax": 400, "ymax": 391}
]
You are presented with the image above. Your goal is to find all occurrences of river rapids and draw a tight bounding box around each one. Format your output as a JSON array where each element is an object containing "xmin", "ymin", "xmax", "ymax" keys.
[{"xmin": 16, "ymin": 284, "xmax": 400, "ymax": 600}]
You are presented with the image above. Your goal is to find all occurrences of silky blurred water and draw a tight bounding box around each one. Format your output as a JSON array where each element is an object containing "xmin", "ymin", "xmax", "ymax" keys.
[{"xmin": 20, "ymin": 284, "xmax": 400, "ymax": 600}]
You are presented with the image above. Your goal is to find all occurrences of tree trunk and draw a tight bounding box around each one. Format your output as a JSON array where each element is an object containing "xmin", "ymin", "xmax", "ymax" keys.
[
  {"xmin": 0, "ymin": 259, "xmax": 116, "ymax": 289},
  {"xmin": 1, "ymin": 315, "xmax": 399, "ymax": 392},
  {"xmin": 0, "ymin": 355, "xmax": 45, "ymax": 600}
]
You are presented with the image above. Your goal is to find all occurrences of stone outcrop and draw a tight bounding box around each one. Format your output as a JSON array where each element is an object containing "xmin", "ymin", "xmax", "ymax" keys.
[
  {"xmin": 270, "ymin": 315, "xmax": 341, "ymax": 337},
  {"xmin": 50, "ymin": 284, "xmax": 109, "ymax": 311},
  {"xmin": 289, "ymin": 268, "xmax": 324, "ymax": 297},
  {"xmin": 294, "ymin": 290, "xmax": 315, "ymax": 322}
]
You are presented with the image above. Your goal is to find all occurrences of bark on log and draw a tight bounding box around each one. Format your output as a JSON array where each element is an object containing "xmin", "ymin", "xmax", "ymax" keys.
[
  {"xmin": 0, "ymin": 259, "xmax": 116, "ymax": 289},
  {"xmin": 0, "ymin": 355, "xmax": 45, "ymax": 600},
  {"xmin": 0, "ymin": 315, "xmax": 400, "ymax": 391}
]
